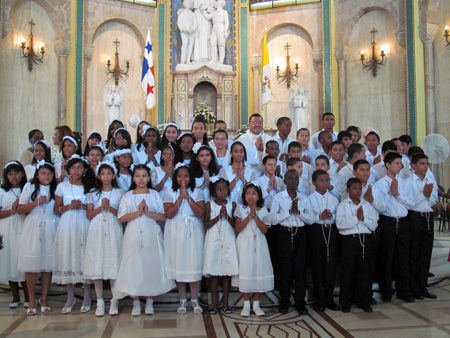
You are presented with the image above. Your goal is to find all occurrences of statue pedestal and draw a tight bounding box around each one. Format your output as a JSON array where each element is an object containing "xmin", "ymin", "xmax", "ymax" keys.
[{"xmin": 172, "ymin": 65, "xmax": 237, "ymax": 130}]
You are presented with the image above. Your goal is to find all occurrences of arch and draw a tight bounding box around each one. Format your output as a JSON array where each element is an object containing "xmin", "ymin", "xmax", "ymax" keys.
[
  {"xmin": 3, "ymin": 0, "xmax": 67, "ymax": 39},
  {"xmin": 193, "ymin": 81, "xmax": 217, "ymax": 116},
  {"xmin": 259, "ymin": 23, "xmax": 314, "ymax": 51},
  {"xmin": 91, "ymin": 18, "xmax": 145, "ymax": 47},
  {"xmin": 342, "ymin": 6, "xmax": 398, "ymax": 47},
  {"xmin": 420, "ymin": 0, "xmax": 440, "ymax": 24}
]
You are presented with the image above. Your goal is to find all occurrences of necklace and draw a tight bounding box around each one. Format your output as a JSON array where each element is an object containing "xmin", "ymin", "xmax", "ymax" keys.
[
  {"xmin": 349, "ymin": 202, "xmax": 366, "ymax": 260},
  {"xmin": 101, "ymin": 190, "xmax": 113, "ymax": 223},
  {"xmin": 11, "ymin": 188, "xmax": 20, "ymax": 198}
]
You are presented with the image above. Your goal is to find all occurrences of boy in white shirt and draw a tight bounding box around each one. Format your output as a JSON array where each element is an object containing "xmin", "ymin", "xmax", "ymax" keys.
[
  {"xmin": 407, "ymin": 154, "xmax": 441, "ymax": 300},
  {"xmin": 269, "ymin": 170, "xmax": 313, "ymax": 315},
  {"xmin": 336, "ymin": 177, "xmax": 379, "ymax": 313},
  {"xmin": 374, "ymin": 152, "xmax": 414, "ymax": 303},
  {"xmin": 307, "ymin": 170, "xmax": 340, "ymax": 312},
  {"xmin": 296, "ymin": 128, "xmax": 313, "ymax": 164},
  {"xmin": 286, "ymin": 157, "xmax": 310, "ymax": 196}
]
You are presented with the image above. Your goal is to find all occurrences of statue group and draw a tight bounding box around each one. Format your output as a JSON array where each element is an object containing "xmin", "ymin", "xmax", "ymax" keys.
[{"xmin": 177, "ymin": 0, "xmax": 229, "ymax": 65}]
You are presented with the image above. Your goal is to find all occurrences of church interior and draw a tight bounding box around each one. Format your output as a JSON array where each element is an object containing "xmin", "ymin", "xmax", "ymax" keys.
[{"xmin": 1, "ymin": 0, "xmax": 450, "ymax": 337}]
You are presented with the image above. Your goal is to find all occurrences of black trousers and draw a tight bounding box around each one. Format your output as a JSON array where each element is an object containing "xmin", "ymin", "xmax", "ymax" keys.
[
  {"xmin": 378, "ymin": 215, "xmax": 410, "ymax": 296},
  {"xmin": 408, "ymin": 211, "xmax": 434, "ymax": 296},
  {"xmin": 308, "ymin": 223, "xmax": 338, "ymax": 305},
  {"xmin": 339, "ymin": 234, "xmax": 372, "ymax": 309},
  {"xmin": 265, "ymin": 225, "xmax": 279, "ymax": 287},
  {"xmin": 277, "ymin": 226, "xmax": 306, "ymax": 307}
]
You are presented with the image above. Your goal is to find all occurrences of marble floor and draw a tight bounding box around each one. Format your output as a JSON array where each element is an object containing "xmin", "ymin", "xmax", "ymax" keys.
[{"xmin": 1, "ymin": 229, "xmax": 449, "ymax": 338}]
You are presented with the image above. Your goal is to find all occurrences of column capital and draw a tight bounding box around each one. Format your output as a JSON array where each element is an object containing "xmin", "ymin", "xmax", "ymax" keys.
[
  {"xmin": 250, "ymin": 55, "xmax": 261, "ymax": 71},
  {"xmin": 419, "ymin": 23, "xmax": 438, "ymax": 43},
  {"xmin": 312, "ymin": 49, "xmax": 322, "ymax": 64},
  {"xmin": 84, "ymin": 45, "xmax": 94, "ymax": 61},
  {"xmin": 54, "ymin": 39, "xmax": 71, "ymax": 57},
  {"xmin": 396, "ymin": 30, "xmax": 406, "ymax": 48},
  {"xmin": 335, "ymin": 46, "xmax": 346, "ymax": 62}
]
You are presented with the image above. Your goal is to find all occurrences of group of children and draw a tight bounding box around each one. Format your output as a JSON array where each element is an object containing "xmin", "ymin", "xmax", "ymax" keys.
[{"xmin": 0, "ymin": 113, "xmax": 442, "ymax": 318}]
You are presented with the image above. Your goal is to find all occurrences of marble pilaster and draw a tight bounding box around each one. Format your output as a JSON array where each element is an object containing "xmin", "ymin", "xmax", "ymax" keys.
[
  {"xmin": 250, "ymin": 55, "xmax": 261, "ymax": 115},
  {"xmin": 54, "ymin": 39, "xmax": 71, "ymax": 126},
  {"xmin": 335, "ymin": 46, "xmax": 347, "ymax": 130}
]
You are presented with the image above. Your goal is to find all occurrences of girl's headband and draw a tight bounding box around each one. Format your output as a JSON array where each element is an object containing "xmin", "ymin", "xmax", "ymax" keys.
[
  {"xmin": 114, "ymin": 128, "xmax": 130, "ymax": 138},
  {"xmin": 36, "ymin": 159, "xmax": 54, "ymax": 169},
  {"xmin": 164, "ymin": 122, "xmax": 180, "ymax": 131},
  {"xmin": 141, "ymin": 125, "xmax": 159, "ymax": 137},
  {"xmin": 114, "ymin": 148, "xmax": 132, "ymax": 157},
  {"xmin": 62, "ymin": 135, "xmax": 78, "ymax": 147},
  {"xmin": 33, "ymin": 139, "xmax": 50, "ymax": 149},
  {"xmin": 88, "ymin": 131, "xmax": 102, "ymax": 140},
  {"xmin": 67, "ymin": 154, "xmax": 88, "ymax": 164},
  {"xmin": 3, "ymin": 160, "xmax": 21, "ymax": 169},
  {"xmin": 96, "ymin": 160, "xmax": 118, "ymax": 176},
  {"xmin": 174, "ymin": 162, "xmax": 189, "ymax": 171}
]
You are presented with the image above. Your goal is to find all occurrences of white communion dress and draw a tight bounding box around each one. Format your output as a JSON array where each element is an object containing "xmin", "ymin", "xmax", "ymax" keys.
[
  {"xmin": 83, "ymin": 188, "xmax": 124, "ymax": 280},
  {"xmin": 114, "ymin": 189, "xmax": 175, "ymax": 298}
]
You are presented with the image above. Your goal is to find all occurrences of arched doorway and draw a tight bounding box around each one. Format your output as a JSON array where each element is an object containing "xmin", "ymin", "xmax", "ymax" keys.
[{"xmin": 193, "ymin": 82, "xmax": 217, "ymax": 117}]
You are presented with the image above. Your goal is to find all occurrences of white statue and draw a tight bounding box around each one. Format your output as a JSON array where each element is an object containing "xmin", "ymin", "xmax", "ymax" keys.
[
  {"xmin": 103, "ymin": 85, "xmax": 124, "ymax": 126},
  {"xmin": 203, "ymin": 0, "xmax": 229, "ymax": 64},
  {"xmin": 289, "ymin": 87, "xmax": 309, "ymax": 132},
  {"xmin": 177, "ymin": 0, "xmax": 197, "ymax": 64},
  {"xmin": 193, "ymin": 0, "xmax": 214, "ymax": 62}
]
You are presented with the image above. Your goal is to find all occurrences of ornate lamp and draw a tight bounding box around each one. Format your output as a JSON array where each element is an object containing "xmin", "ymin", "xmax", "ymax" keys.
[
  {"xmin": 360, "ymin": 28, "xmax": 388, "ymax": 78},
  {"xmin": 20, "ymin": 20, "xmax": 45, "ymax": 72},
  {"xmin": 276, "ymin": 43, "xmax": 299, "ymax": 88},
  {"xmin": 106, "ymin": 39, "xmax": 130, "ymax": 85}
]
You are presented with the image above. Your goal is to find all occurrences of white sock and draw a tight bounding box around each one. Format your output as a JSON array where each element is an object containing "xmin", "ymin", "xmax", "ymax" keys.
[
  {"xmin": 243, "ymin": 300, "xmax": 250, "ymax": 309},
  {"xmin": 253, "ymin": 300, "xmax": 260, "ymax": 309}
]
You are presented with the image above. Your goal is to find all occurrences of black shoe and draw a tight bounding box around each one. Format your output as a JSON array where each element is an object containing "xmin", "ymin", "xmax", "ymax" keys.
[
  {"xmin": 279, "ymin": 305, "xmax": 289, "ymax": 314},
  {"xmin": 413, "ymin": 293, "xmax": 424, "ymax": 300},
  {"xmin": 363, "ymin": 306, "xmax": 373, "ymax": 313},
  {"xmin": 370, "ymin": 297, "xmax": 377, "ymax": 305},
  {"xmin": 423, "ymin": 290, "xmax": 437, "ymax": 299},
  {"xmin": 325, "ymin": 301, "xmax": 341, "ymax": 311},
  {"xmin": 314, "ymin": 303, "xmax": 325, "ymax": 312},
  {"xmin": 341, "ymin": 307, "xmax": 350, "ymax": 313},
  {"xmin": 381, "ymin": 294, "xmax": 392, "ymax": 303},
  {"xmin": 397, "ymin": 294, "xmax": 415, "ymax": 303},
  {"xmin": 294, "ymin": 304, "xmax": 308, "ymax": 315},
  {"xmin": 428, "ymin": 272, "xmax": 435, "ymax": 277}
]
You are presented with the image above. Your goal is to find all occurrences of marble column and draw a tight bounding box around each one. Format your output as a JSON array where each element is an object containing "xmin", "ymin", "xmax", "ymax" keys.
[
  {"xmin": 250, "ymin": 55, "xmax": 261, "ymax": 114},
  {"xmin": 419, "ymin": 23, "xmax": 438, "ymax": 135},
  {"xmin": 83, "ymin": 45, "xmax": 94, "ymax": 139},
  {"xmin": 54, "ymin": 39, "xmax": 71, "ymax": 126},
  {"xmin": 312, "ymin": 49, "xmax": 323, "ymax": 118},
  {"xmin": 335, "ymin": 46, "xmax": 347, "ymax": 130}
]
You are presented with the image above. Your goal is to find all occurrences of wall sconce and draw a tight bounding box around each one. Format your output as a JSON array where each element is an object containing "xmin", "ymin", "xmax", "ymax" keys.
[
  {"xmin": 20, "ymin": 20, "xmax": 45, "ymax": 72},
  {"xmin": 444, "ymin": 26, "xmax": 450, "ymax": 46},
  {"xmin": 360, "ymin": 28, "xmax": 387, "ymax": 78},
  {"xmin": 106, "ymin": 39, "xmax": 130, "ymax": 85},
  {"xmin": 276, "ymin": 43, "xmax": 299, "ymax": 88}
]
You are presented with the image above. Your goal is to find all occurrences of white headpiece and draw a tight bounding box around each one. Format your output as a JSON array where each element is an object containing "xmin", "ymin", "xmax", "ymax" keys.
[
  {"xmin": 130, "ymin": 164, "xmax": 135, "ymax": 172},
  {"xmin": 3, "ymin": 160, "xmax": 21, "ymax": 169},
  {"xmin": 177, "ymin": 132, "xmax": 193, "ymax": 141},
  {"xmin": 68, "ymin": 154, "xmax": 89, "ymax": 164},
  {"xmin": 36, "ymin": 159, "xmax": 54, "ymax": 169},
  {"xmin": 210, "ymin": 175, "xmax": 221, "ymax": 183},
  {"xmin": 192, "ymin": 142, "xmax": 202, "ymax": 154},
  {"xmin": 113, "ymin": 148, "xmax": 132, "ymax": 157},
  {"xmin": 141, "ymin": 125, "xmax": 159, "ymax": 137},
  {"xmin": 33, "ymin": 139, "xmax": 50, "ymax": 149},
  {"xmin": 96, "ymin": 160, "xmax": 118, "ymax": 176},
  {"xmin": 164, "ymin": 122, "xmax": 180, "ymax": 131},
  {"xmin": 114, "ymin": 128, "xmax": 130, "ymax": 138},
  {"xmin": 88, "ymin": 131, "xmax": 102, "ymax": 140},
  {"xmin": 62, "ymin": 135, "xmax": 78, "ymax": 147},
  {"xmin": 174, "ymin": 162, "xmax": 189, "ymax": 171}
]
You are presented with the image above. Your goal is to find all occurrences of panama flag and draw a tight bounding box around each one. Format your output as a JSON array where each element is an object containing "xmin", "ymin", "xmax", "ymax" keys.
[
  {"xmin": 141, "ymin": 29, "xmax": 156, "ymax": 109},
  {"xmin": 260, "ymin": 31, "xmax": 272, "ymax": 109}
]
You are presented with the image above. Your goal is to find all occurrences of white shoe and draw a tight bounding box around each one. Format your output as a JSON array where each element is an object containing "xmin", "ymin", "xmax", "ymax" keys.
[
  {"xmin": 253, "ymin": 305, "xmax": 265, "ymax": 317},
  {"xmin": 191, "ymin": 299, "xmax": 203, "ymax": 314},
  {"xmin": 240, "ymin": 306, "xmax": 251, "ymax": 317},
  {"xmin": 145, "ymin": 300, "xmax": 154, "ymax": 315},
  {"xmin": 9, "ymin": 302, "xmax": 20, "ymax": 308},
  {"xmin": 61, "ymin": 299, "xmax": 76, "ymax": 314},
  {"xmin": 80, "ymin": 300, "xmax": 91, "ymax": 313},
  {"xmin": 95, "ymin": 299, "xmax": 105, "ymax": 317},
  {"xmin": 132, "ymin": 300, "xmax": 141, "ymax": 316},
  {"xmin": 177, "ymin": 299, "xmax": 187, "ymax": 315},
  {"xmin": 109, "ymin": 298, "xmax": 119, "ymax": 316}
]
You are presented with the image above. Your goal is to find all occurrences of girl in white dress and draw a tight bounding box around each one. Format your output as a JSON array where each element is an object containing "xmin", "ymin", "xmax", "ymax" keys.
[
  {"xmin": 17, "ymin": 161, "xmax": 58, "ymax": 315},
  {"xmin": 223, "ymin": 141, "xmax": 254, "ymax": 204},
  {"xmin": 24, "ymin": 140, "xmax": 52, "ymax": 182},
  {"xmin": 203, "ymin": 177, "xmax": 238, "ymax": 314},
  {"xmin": 113, "ymin": 149, "xmax": 133, "ymax": 192},
  {"xmin": 0, "ymin": 161, "xmax": 28, "ymax": 309},
  {"xmin": 160, "ymin": 122, "xmax": 180, "ymax": 150},
  {"xmin": 84, "ymin": 161, "xmax": 124, "ymax": 317},
  {"xmin": 176, "ymin": 133, "xmax": 197, "ymax": 165},
  {"xmin": 233, "ymin": 183, "xmax": 274, "ymax": 317},
  {"xmin": 86, "ymin": 145, "xmax": 104, "ymax": 174},
  {"xmin": 54, "ymin": 136, "xmax": 80, "ymax": 182},
  {"xmin": 135, "ymin": 125, "xmax": 161, "ymax": 170},
  {"xmin": 191, "ymin": 116, "xmax": 208, "ymax": 145},
  {"xmin": 151, "ymin": 145, "xmax": 175, "ymax": 199},
  {"xmin": 192, "ymin": 145, "xmax": 219, "ymax": 202},
  {"xmin": 133, "ymin": 120, "xmax": 151, "ymax": 153},
  {"xmin": 164, "ymin": 163, "xmax": 205, "ymax": 315},
  {"xmin": 115, "ymin": 164, "xmax": 174, "ymax": 316},
  {"xmin": 210, "ymin": 129, "xmax": 231, "ymax": 171},
  {"xmin": 53, "ymin": 155, "xmax": 95, "ymax": 314}
]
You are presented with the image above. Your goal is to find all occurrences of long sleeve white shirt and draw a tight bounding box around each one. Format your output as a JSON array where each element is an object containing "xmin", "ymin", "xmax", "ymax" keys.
[
  {"xmin": 374, "ymin": 175, "xmax": 414, "ymax": 218},
  {"xmin": 307, "ymin": 190, "xmax": 339, "ymax": 225},
  {"xmin": 268, "ymin": 190, "xmax": 313, "ymax": 227},
  {"xmin": 407, "ymin": 171, "xmax": 438, "ymax": 213},
  {"xmin": 336, "ymin": 198, "xmax": 379, "ymax": 235}
]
